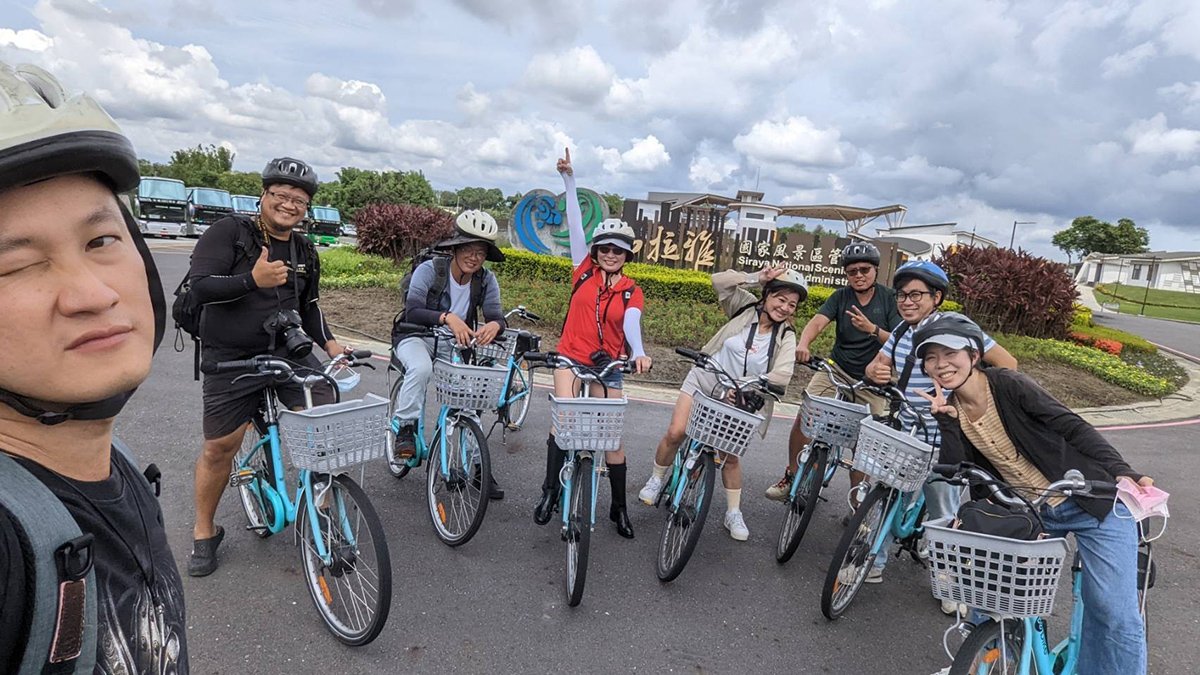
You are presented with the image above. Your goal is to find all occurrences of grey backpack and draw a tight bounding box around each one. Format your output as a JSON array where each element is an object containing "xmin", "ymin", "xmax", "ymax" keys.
[{"xmin": 0, "ymin": 438, "xmax": 154, "ymax": 674}]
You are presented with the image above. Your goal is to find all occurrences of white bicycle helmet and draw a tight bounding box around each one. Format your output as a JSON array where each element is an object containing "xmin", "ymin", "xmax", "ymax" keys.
[
  {"xmin": 591, "ymin": 218, "xmax": 636, "ymax": 253},
  {"xmin": 0, "ymin": 60, "xmax": 165, "ymax": 424},
  {"xmin": 763, "ymin": 268, "xmax": 809, "ymax": 302},
  {"xmin": 438, "ymin": 209, "xmax": 505, "ymax": 261}
]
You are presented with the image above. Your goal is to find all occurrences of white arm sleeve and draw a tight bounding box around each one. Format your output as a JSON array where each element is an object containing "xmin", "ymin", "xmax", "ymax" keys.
[
  {"xmin": 622, "ymin": 307, "xmax": 646, "ymax": 358},
  {"xmin": 562, "ymin": 170, "xmax": 588, "ymax": 266}
]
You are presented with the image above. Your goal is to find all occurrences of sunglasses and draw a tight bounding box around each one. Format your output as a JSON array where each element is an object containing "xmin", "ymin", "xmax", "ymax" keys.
[
  {"xmin": 845, "ymin": 266, "xmax": 875, "ymax": 277},
  {"xmin": 595, "ymin": 245, "xmax": 627, "ymax": 256}
]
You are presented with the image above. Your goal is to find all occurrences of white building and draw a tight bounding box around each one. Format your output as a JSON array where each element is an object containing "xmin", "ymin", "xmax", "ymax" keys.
[
  {"xmin": 873, "ymin": 222, "xmax": 998, "ymax": 260},
  {"xmin": 1075, "ymin": 251, "xmax": 1200, "ymax": 293}
]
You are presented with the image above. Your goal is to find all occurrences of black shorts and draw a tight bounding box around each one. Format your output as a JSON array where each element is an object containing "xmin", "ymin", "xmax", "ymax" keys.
[{"xmin": 201, "ymin": 351, "xmax": 336, "ymax": 440}]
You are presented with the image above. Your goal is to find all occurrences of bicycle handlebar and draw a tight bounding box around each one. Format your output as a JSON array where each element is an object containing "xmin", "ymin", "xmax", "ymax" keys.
[
  {"xmin": 673, "ymin": 347, "xmax": 783, "ymax": 402},
  {"xmin": 504, "ymin": 305, "xmax": 543, "ymax": 322},
  {"xmin": 525, "ymin": 351, "xmax": 630, "ymax": 379},
  {"xmin": 930, "ymin": 462, "xmax": 1116, "ymax": 508}
]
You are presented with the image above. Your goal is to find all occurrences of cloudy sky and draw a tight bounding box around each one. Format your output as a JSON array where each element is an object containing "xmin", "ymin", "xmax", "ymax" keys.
[{"xmin": 2, "ymin": 0, "xmax": 1198, "ymax": 257}]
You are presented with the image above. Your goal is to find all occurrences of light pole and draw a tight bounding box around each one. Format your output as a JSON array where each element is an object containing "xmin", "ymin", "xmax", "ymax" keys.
[{"xmin": 1009, "ymin": 220, "xmax": 1035, "ymax": 250}]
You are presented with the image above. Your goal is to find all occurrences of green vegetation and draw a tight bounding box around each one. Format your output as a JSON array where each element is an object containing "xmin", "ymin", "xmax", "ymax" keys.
[
  {"xmin": 995, "ymin": 334, "xmax": 1175, "ymax": 397},
  {"xmin": 1052, "ymin": 216, "xmax": 1149, "ymax": 262},
  {"xmin": 1093, "ymin": 284, "xmax": 1200, "ymax": 323}
]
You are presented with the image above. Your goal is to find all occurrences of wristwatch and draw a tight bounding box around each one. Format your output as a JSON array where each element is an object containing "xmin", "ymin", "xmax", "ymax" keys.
[{"xmin": 871, "ymin": 325, "xmax": 880, "ymax": 338}]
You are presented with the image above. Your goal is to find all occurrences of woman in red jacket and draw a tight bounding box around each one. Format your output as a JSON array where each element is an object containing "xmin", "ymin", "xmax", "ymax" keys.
[{"xmin": 533, "ymin": 149, "xmax": 652, "ymax": 538}]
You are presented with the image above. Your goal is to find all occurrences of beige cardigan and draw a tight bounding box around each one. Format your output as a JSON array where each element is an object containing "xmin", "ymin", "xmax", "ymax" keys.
[{"xmin": 698, "ymin": 270, "xmax": 798, "ymax": 432}]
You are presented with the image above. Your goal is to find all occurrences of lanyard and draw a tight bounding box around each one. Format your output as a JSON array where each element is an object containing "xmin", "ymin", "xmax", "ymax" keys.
[{"xmin": 593, "ymin": 276, "xmax": 618, "ymax": 348}]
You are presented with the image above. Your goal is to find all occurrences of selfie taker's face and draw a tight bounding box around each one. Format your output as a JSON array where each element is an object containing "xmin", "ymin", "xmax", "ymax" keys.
[{"xmin": 0, "ymin": 175, "xmax": 155, "ymax": 404}]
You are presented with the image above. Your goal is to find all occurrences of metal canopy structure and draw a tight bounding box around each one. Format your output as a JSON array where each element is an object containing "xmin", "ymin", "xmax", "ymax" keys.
[{"xmin": 777, "ymin": 204, "xmax": 907, "ymax": 237}]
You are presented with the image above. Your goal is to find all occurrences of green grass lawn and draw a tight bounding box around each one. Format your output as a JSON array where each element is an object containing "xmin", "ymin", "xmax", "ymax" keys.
[{"xmin": 1093, "ymin": 284, "xmax": 1200, "ymax": 323}]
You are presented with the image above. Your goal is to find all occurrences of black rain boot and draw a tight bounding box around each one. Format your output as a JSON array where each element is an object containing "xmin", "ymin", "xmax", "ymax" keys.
[
  {"xmin": 534, "ymin": 435, "xmax": 564, "ymax": 525},
  {"xmin": 608, "ymin": 462, "xmax": 635, "ymax": 539}
]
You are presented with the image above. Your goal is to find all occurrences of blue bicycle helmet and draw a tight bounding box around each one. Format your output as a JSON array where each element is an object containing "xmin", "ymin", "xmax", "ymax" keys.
[{"xmin": 892, "ymin": 260, "xmax": 950, "ymax": 304}]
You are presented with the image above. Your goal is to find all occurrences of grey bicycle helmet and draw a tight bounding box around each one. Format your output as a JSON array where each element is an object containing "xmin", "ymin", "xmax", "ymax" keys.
[
  {"xmin": 913, "ymin": 312, "xmax": 986, "ymax": 358},
  {"xmin": 841, "ymin": 242, "xmax": 881, "ymax": 267},
  {"xmin": 262, "ymin": 157, "xmax": 318, "ymax": 198},
  {"xmin": 0, "ymin": 60, "xmax": 165, "ymax": 424}
]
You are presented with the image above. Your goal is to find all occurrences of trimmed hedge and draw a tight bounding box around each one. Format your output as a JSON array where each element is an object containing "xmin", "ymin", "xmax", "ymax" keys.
[{"xmin": 995, "ymin": 334, "xmax": 1174, "ymax": 397}]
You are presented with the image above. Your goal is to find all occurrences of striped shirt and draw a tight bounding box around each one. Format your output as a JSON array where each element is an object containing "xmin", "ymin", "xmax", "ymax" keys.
[{"xmin": 882, "ymin": 311, "xmax": 997, "ymax": 448}]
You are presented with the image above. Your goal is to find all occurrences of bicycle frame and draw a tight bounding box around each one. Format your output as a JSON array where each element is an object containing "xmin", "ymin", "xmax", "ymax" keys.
[
  {"xmin": 868, "ymin": 487, "xmax": 926, "ymax": 559},
  {"xmin": 559, "ymin": 383, "xmax": 606, "ymax": 534},
  {"xmin": 665, "ymin": 439, "xmax": 713, "ymax": 512}
]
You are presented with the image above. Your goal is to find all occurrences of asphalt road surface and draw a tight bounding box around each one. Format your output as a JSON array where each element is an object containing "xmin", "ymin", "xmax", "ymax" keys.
[{"xmin": 125, "ymin": 245, "xmax": 1196, "ymax": 674}]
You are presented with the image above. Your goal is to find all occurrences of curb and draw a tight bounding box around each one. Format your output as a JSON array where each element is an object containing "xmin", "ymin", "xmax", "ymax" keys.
[{"xmin": 335, "ymin": 333, "xmax": 1198, "ymax": 428}]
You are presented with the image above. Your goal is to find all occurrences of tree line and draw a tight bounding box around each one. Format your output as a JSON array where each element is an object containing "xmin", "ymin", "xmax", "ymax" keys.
[{"xmin": 137, "ymin": 144, "xmax": 626, "ymax": 224}]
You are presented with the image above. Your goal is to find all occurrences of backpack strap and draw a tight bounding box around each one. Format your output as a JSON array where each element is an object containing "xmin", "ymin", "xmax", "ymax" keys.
[
  {"xmin": 425, "ymin": 257, "xmax": 451, "ymax": 312},
  {"xmin": 890, "ymin": 322, "xmax": 918, "ymax": 392},
  {"xmin": 467, "ymin": 269, "xmax": 487, "ymax": 330},
  {"xmin": 0, "ymin": 453, "xmax": 97, "ymax": 675}
]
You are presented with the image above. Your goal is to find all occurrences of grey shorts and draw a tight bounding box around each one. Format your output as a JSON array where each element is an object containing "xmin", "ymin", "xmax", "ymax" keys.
[
  {"xmin": 680, "ymin": 367, "xmax": 721, "ymax": 399},
  {"xmin": 201, "ymin": 351, "xmax": 335, "ymax": 440}
]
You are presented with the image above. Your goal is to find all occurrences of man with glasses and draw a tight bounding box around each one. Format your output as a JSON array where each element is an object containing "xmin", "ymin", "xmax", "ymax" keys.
[
  {"xmin": 389, "ymin": 209, "xmax": 507, "ymax": 498},
  {"xmin": 186, "ymin": 157, "xmax": 344, "ymax": 577},
  {"xmin": 767, "ymin": 242, "xmax": 901, "ymax": 502},
  {"xmin": 861, "ymin": 260, "xmax": 1016, "ymax": 597}
]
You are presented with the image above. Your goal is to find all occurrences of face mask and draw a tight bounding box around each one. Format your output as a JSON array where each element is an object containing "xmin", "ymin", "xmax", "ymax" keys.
[{"xmin": 1114, "ymin": 476, "xmax": 1170, "ymax": 540}]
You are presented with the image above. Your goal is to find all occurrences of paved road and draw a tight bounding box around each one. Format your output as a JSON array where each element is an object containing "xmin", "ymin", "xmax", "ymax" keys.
[
  {"xmin": 127, "ymin": 247, "xmax": 1195, "ymax": 674},
  {"xmin": 1092, "ymin": 311, "xmax": 1200, "ymax": 362}
]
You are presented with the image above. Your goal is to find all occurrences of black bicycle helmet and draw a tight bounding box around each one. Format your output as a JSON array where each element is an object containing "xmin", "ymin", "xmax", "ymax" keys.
[
  {"xmin": 913, "ymin": 312, "xmax": 986, "ymax": 359},
  {"xmin": 841, "ymin": 242, "xmax": 881, "ymax": 267},
  {"xmin": 262, "ymin": 157, "xmax": 318, "ymax": 198},
  {"xmin": 892, "ymin": 260, "xmax": 950, "ymax": 304},
  {"xmin": 0, "ymin": 60, "xmax": 165, "ymax": 424}
]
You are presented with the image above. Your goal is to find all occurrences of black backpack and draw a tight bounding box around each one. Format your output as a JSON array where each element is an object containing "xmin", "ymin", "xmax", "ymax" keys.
[{"xmin": 171, "ymin": 216, "xmax": 272, "ymax": 379}]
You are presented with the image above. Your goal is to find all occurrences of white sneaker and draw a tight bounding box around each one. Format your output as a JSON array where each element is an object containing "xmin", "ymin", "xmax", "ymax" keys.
[
  {"xmin": 865, "ymin": 566, "xmax": 884, "ymax": 584},
  {"xmin": 724, "ymin": 510, "xmax": 749, "ymax": 541},
  {"xmin": 638, "ymin": 474, "xmax": 665, "ymax": 505}
]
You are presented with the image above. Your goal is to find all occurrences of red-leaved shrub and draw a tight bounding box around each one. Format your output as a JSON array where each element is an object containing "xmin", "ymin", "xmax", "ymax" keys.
[
  {"xmin": 935, "ymin": 247, "xmax": 1078, "ymax": 339},
  {"xmin": 355, "ymin": 202, "xmax": 455, "ymax": 263}
]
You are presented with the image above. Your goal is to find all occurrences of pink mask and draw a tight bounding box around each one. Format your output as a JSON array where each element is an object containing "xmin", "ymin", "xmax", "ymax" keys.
[{"xmin": 1115, "ymin": 477, "xmax": 1169, "ymax": 539}]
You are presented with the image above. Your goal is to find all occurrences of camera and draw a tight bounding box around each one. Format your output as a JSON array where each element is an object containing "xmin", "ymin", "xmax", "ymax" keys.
[{"xmin": 263, "ymin": 309, "xmax": 314, "ymax": 359}]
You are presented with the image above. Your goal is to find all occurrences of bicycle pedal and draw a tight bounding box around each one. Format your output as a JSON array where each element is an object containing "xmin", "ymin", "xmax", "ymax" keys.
[
  {"xmin": 245, "ymin": 524, "xmax": 269, "ymax": 533},
  {"xmin": 229, "ymin": 469, "xmax": 256, "ymax": 487}
]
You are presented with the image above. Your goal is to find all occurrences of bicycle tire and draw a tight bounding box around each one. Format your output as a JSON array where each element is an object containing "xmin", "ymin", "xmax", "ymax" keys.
[
  {"xmin": 655, "ymin": 450, "xmax": 716, "ymax": 582},
  {"xmin": 775, "ymin": 444, "xmax": 829, "ymax": 564},
  {"xmin": 233, "ymin": 416, "xmax": 279, "ymax": 539},
  {"xmin": 297, "ymin": 473, "xmax": 393, "ymax": 646},
  {"xmin": 949, "ymin": 618, "xmax": 1023, "ymax": 675},
  {"xmin": 503, "ymin": 357, "xmax": 534, "ymax": 430},
  {"xmin": 426, "ymin": 414, "xmax": 490, "ymax": 546},
  {"xmin": 821, "ymin": 483, "xmax": 892, "ymax": 620},
  {"xmin": 565, "ymin": 455, "xmax": 593, "ymax": 607},
  {"xmin": 385, "ymin": 373, "xmax": 411, "ymax": 479}
]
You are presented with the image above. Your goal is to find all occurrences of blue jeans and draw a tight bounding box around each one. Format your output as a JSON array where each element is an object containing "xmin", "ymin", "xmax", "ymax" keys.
[{"xmin": 1041, "ymin": 499, "xmax": 1146, "ymax": 675}]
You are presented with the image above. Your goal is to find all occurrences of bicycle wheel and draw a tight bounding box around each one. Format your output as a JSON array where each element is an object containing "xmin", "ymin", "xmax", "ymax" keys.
[
  {"xmin": 821, "ymin": 483, "xmax": 892, "ymax": 620},
  {"xmin": 775, "ymin": 444, "xmax": 829, "ymax": 564},
  {"xmin": 426, "ymin": 415, "xmax": 490, "ymax": 546},
  {"xmin": 502, "ymin": 357, "xmax": 534, "ymax": 430},
  {"xmin": 565, "ymin": 455, "xmax": 593, "ymax": 607},
  {"xmin": 233, "ymin": 416, "xmax": 279, "ymax": 539},
  {"xmin": 949, "ymin": 618, "xmax": 1023, "ymax": 675},
  {"xmin": 297, "ymin": 474, "xmax": 392, "ymax": 646},
  {"xmin": 385, "ymin": 373, "xmax": 411, "ymax": 479},
  {"xmin": 655, "ymin": 450, "xmax": 716, "ymax": 582}
]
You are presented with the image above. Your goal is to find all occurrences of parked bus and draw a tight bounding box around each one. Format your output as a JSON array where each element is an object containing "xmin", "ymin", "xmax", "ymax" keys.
[
  {"xmin": 307, "ymin": 205, "xmax": 343, "ymax": 247},
  {"xmin": 187, "ymin": 187, "xmax": 234, "ymax": 237},
  {"xmin": 136, "ymin": 177, "xmax": 189, "ymax": 238},
  {"xmin": 231, "ymin": 194, "xmax": 260, "ymax": 217}
]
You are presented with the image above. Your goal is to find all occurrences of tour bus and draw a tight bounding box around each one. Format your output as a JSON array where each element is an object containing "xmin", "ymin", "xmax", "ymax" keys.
[
  {"xmin": 307, "ymin": 205, "xmax": 344, "ymax": 246},
  {"xmin": 186, "ymin": 187, "xmax": 234, "ymax": 237},
  {"xmin": 136, "ymin": 177, "xmax": 190, "ymax": 238},
  {"xmin": 231, "ymin": 194, "xmax": 259, "ymax": 216}
]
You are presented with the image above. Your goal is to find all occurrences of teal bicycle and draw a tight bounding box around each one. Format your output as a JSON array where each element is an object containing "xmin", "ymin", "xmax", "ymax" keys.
[
  {"xmin": 926, "ymin": 463, "xmax": 1155, "ymax": 675},
  {"xmin": 523, "ymin": 350, "xmax": 629, "ymax": 607},
  {"xmin": 385, "ymin": 324, "xmax": 507, "ymax": 546},
  {"xmin": 651, "ymin": 348, "xmax": 781, "ymax": 582},
  {"xmin": 221, "ymin": 352, "xmax": 392, "ymax": 645},
  {"xmin": 821, "ymin": 389, "xmax": 936, "ymax": 620},
  {"xmin": 469, "ymin": 306, "xmax": 543, "ymax": 436}
]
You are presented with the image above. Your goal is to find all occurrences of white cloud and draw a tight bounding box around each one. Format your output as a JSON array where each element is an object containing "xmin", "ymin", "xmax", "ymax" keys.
[
  {"xmin": 304, "ymin": 73, "xmax": 387, "ymax": 111},
  {"xmin": 595, "ymin": 135, "xmax": 671, "ymax": 174},
  {"xmin": 689, "ymin": 153, "xmax": 738, "ymax": 190},
  {"xmin": 0, "ymin": 28, "xmax": 53, "ymax": 52},
  {"xmin": 1100, "ymin": 41, "xmax": 1158, "ymax": 78},
  {"xmin": 1125, "ymin": 113, "xmax": 1200, "ymax": 159},
  {"xmin": 522, "ymin": 46, "xmax": 614, "ymax": 104},
  {"xmin": 733, "ymin": 116, "xmax": 853, "ymax": 167},
  {"xmin": 456, "ymin": 82, "xmax": 491, "ymax": 119}
]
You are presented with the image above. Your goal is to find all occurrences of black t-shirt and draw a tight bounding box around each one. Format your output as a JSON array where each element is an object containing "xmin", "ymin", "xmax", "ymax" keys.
[
  {"xmin": 816, "ymin": 283, "xmax": 902, "ymax": 380},
  {"xmin": 0, "ymin": 451, "xmax": 189, "ymax": 674},
  {"xmin": 189, "ymin": 217, "xmax": 331, "ymax": 359}
]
